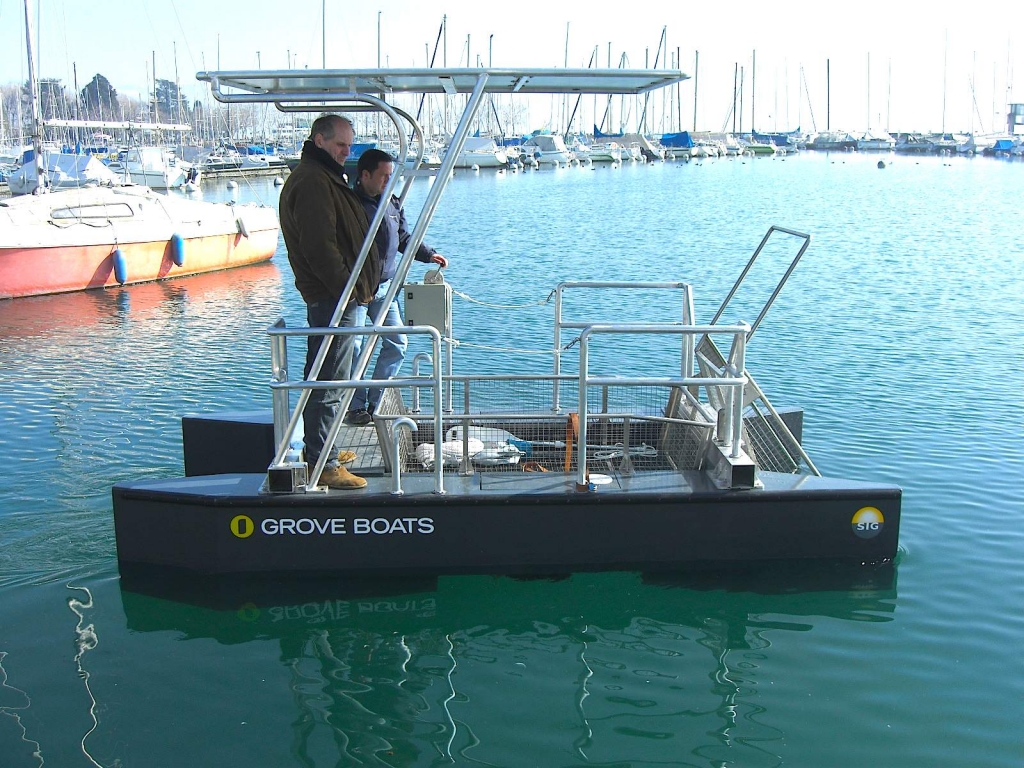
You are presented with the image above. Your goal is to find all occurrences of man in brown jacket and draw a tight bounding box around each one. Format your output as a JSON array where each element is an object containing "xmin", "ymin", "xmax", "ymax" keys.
[{"xmin": 279, "ymin": 114, "xmax": 380, "ymax": 489}]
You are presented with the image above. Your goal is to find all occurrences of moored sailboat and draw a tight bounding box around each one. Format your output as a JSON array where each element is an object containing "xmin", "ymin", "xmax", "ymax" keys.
[
  {"xmin": 0, "ymin": 185, "xmax": 279, "ymax": 299},
  {"xmin": 0, "ymin": 0, "xmax": 279, "ymax": 300}
]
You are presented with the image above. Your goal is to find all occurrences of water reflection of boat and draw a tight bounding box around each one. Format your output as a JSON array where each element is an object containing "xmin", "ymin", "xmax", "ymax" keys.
[
  {"xmin": 0, "ymin": 260, "xmax": 282, "ymax": 339},
  {"xmin": 119, "ymin": 566, "xmax": 896, "ymax": 764}
]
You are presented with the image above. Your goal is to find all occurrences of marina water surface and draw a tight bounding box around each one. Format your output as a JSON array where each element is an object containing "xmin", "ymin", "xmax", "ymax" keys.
[{"xmin": 1, "ymin": 151, "xmax": 1022, "ymax": 766}]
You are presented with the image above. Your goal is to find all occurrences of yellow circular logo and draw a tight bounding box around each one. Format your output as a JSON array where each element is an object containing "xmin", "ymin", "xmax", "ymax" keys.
[
  {"xmin": 851, "ymin": 507, "xmax": 884, "ymax": 539},
  {"xmin": 230, "ymin": 514, "xmax": 255, "ymax": 539},
  {"xmin": 237, "ymin": 602, "xmax": 260, "ymax": 622}
]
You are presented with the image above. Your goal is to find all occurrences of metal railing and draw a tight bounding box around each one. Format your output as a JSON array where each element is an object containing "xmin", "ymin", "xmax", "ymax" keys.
[
  {"xmin": 552, "ymin": 281, "xmax": 695, "ymax": 412},
  {"xmin": 576, "ymin": 323, "xmax": 749, "ymax": 488},
  {"xmin": 268, "ymin": 321, "xmax": 446, "ymax": 493}
]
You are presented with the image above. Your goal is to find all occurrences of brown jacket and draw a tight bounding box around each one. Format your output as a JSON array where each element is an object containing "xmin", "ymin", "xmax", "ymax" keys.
[{"xmin": 279, "ymin": 143, "xmax": 380, "ymax": 306}]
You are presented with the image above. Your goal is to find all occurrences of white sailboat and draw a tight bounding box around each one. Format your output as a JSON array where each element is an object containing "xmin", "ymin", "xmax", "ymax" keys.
[{"xmin": 0, "ymin": 0, "xmax": 279, "ymax": 300}]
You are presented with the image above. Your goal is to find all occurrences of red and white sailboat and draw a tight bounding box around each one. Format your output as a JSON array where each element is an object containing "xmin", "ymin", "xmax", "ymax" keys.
[{"xmin": 0, "ymin": 0, "xmax": 279, "ymax": 301}]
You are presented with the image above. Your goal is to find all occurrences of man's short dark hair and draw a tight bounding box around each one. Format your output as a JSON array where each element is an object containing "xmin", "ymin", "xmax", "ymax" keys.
[
  {"xmin": 309, "ymin": 114, "xmax": 353, "ymax": 141},
  {"xmin": 356, "ymin": 148, "xmax": 395, "ymax": 179}
]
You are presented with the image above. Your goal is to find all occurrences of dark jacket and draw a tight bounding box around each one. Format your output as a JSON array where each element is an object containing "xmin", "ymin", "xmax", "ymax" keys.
[
  {"xmin": 356, "ymin": 184, "xmax": 436, "ymax": 284},
  {"xmin": 279, "ymin": 142, "xmax": 380, "ymax": 305}
]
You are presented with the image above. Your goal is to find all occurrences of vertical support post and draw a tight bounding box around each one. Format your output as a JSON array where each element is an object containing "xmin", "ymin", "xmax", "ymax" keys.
[
  {"xmin": 430, "ymin": 330, "xmax": 446, "ymax": 494},
  {"xmin": 577, "ymin": 330, "xmax": 591, "ymax": 488},
  {"xmin": 619, "ymin": 414, "xmax": 634, "ymax": 475},
  {"xmin": 552, "ymin": 283, "xmax": 563, "ymax": 413},
  {"xmin": 410, "ymin": 352, "xmax": 432, "ymax": 413},
  {"xmin": 445, "ymin": 337, "xmax": 454, "ymax": 413},
  {"xmin": 460, "ymin": 380, "xmax": 473, "ymax": 475},
  {"xmin": 731, "ymin": 327, "xmax": 747, "ymax": 459},
  {"xmin": 269, "ymin": 319, "xmax": 290, "ymax": 456},
  {"xmin": 682, "ymin": 284, "xmax": 695, "ymax": 381},
  {"xmin": 391, "ymin": 418, "xmax": 417, "ymax": 495}
]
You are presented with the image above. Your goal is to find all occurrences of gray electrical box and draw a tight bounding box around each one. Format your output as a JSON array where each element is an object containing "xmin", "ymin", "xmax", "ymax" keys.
[{"xmin": 404, "ymin": 281, "xmax": 453, "ymax": 336}]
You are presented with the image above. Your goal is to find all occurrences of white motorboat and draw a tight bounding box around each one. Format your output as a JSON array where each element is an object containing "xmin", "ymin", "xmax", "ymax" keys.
[
  {"xmin": 106, "ymin": 146, "xmax": 199, "ymax": 190},
  {"xmin": 588, "ymin": 142, "xmax": 623, "ymax": 163},
  {"xmin": 6, "ymin": 151, "xmax": 121, "ymax": 195},
  {"xmin": 855, "ymin": 130, "xmax": 896, "ymax": 151},
  {"xmin": 447, "ymin": 136, "xmax": 509, "ymax": 168},
  {"xmin": 522, "ymin": 134, "xmax": 574, "ymax": 166}
]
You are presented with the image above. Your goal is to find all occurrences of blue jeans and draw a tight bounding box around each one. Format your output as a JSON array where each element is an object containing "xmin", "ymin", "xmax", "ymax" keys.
[
  {"xmin": 350, "ymin": 280, "xmax": 408, "ymax": 412},
  {"xmin": 303, "ymin": 299, "xmax": 362, "ymax": 468}
]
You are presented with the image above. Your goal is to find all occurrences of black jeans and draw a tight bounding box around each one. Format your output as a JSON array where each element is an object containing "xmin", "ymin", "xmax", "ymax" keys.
[{"xmin": 303, "ymin": 299, "xmax": 362, "ymax": 468}]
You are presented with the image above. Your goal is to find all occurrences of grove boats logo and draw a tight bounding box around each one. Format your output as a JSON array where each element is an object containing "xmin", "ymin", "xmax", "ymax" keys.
[
  {"xmin": 230, "ymin": 514, "xmax": 433, "ymax": 538},
  {"xmin": 851, "ymin": 507, "xmax": 884, "ymax": 539}
]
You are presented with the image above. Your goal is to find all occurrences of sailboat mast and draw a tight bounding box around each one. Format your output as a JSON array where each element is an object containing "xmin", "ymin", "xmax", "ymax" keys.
[
  {"xmin": 942, "ymin": 30, "xmax": 948, "ymax": 134},
  {"xmin": 23, "ymin": 0, "xmax": 46, "ymax": 193},
  {"xmin": 677, "ymin": 46, "xmax": 682, "ymax": 132},
  {"xmin": 693, "ymin": 50, "xmax": 699, "ymax": 131},
  {"xmin": 751, "ymin": 50, "xmax": 756, "ymax": 133},
  {"xmin": 826, "ymin": 58, "xmax": 831, "ymax": 132},
  {"xmin": 886, "ymin": 58, "xmax": 891, "ymax": 133},
  {"xmin": 866, "ymin": 52, "xmax": 871, "ymax": 130}
]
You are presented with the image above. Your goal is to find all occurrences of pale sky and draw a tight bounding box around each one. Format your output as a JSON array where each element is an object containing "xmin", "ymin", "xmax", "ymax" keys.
[{"xmin": 2, "ymin": 0, "xmax": 1023, "ymax": 135}]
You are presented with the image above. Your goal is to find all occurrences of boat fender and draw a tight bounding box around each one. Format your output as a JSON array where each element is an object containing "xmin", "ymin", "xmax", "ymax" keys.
[
  {"xmin": 236, "ymin": 216, "xmax": 250, "ymax": 238},
  {"xmin": 445, "ymin": 426, "xmax": 530, "ymax": 454},
  {"xmin": 112, "ymin": 248, "xmax": 128, "ymax": 285},
  {"xmin": 472, "ymin": 444, "xmax": 523, "ymax": 466},
  {"xmin": 169, "ymin": 233, "xmax": 186, "ymax": 267}
]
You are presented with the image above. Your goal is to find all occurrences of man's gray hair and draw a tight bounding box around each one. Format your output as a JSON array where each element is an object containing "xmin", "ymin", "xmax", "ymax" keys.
[{"xmin": 310, "ymin": 114, "xmax": 354, "ymax": 141}]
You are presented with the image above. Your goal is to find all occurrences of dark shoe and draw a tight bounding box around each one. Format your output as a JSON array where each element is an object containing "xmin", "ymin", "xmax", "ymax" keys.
[
  {"xmin": 336, "ymin": 449, "xmax": 357, "ymax": 465},
  {"xmin": 319, "ymin": 465, "xmax": 367, "ymax": 489},
  {"xmin": 345, "ymin": 409, "xmax": 372, "ymax": 426}
]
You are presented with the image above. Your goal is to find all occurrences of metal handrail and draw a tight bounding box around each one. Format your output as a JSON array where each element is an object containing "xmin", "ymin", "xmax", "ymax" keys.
[
  {"xmin": 709, "ymin": 226, "xmax": 810, "ymax": 340},
  {"xmin": 552, "ymin": 281, "xmax": 694, "ymax": 412},
  {"xmin": 267, "ymin": 322, "xmax": 446, "ymax": 493},
  {"xmin": 577, "ymin": 323, "xmax": 748, "ymax": 487}
]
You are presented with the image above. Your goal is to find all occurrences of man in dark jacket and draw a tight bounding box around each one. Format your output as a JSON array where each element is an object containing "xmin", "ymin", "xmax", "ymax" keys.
[
  {"xmin": 345, "ymin": 148, "xmax": 448, "ymax": 425},
  {"xmin": 279, "ymin": 114, "xmax": 380, "ymax": 489}
]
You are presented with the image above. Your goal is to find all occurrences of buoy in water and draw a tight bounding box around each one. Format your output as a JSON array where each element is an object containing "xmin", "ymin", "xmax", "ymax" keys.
[
  {"xmin": 170, "ymin": 233, "xmax": 186, "ymax": 266},
  {"xmin": 471, "ymin": 163, "xmax": 480, "ymax": 171},
  {"xmin": 226, "ymin": 180, "xmax": 238, "ymax": 189},
  {"xmin": 877, "ymin": 160, "xmax": 886, "ymax": 169},
  {"xmin": 112, "ymin": 248, "xmax": 128, "ymax": 285},
  {"xmin": 273, "ymin": 176, "xmax": 284, "ymax": 186}
]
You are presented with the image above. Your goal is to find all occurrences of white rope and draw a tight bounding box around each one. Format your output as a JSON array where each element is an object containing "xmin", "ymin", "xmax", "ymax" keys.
[
  {"xmin": 450, "ymin": 286, "xmax": 555, "ymax": 310},
  {"xmin": 0, "ymin": 651, "xmax": 44, "ymax": 767},
  {"xmin": 448, "ymin": 340, "xmax": 558, "ymax": 355},
  {"xmin": 67, "ymin": 585, "xmax": 104, "ymax": 768},
  {"xmin": 592, "ymin": 443, "xmax": 659, "ymax": 460}
]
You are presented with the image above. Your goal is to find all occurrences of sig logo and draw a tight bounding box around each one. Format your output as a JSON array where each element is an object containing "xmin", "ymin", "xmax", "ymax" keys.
[
  {"xmin": 230, "ymin": 514, "xmax": 256, "ymax": 539},
  {"xmin": 851, "ymin": 507, "xmax": 885, "ymax": 539}
]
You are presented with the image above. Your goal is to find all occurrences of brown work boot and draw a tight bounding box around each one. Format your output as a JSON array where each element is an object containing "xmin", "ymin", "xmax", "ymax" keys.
[{"xmin": 319, "ymin": 465, "xmax": 367, "ymax": 490}]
